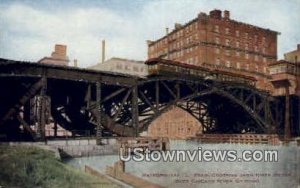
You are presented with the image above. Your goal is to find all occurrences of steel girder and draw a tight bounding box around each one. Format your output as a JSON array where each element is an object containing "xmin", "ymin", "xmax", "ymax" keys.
[{"xmin": 0, "ymin": 59, "xmax": 282, "ymax": 138}]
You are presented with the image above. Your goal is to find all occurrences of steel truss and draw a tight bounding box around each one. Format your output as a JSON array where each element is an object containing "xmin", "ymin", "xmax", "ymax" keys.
[{"xmin": 0, "ymin": 59, "xmax": 284, "ymax": 140}]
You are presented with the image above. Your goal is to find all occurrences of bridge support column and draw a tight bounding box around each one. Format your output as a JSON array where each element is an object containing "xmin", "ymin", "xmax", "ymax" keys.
[
  {"xmin": 284, "ymin": 85, "xmax": 290, "ymax": 144},
  {"xmin": 132, "ymin": 85, "xmax": 139, "ymax": 137},
  {"xmin": 95, "ymin": 82, "xmax": 102, "ymax": 145},
  {"xmin": 36, "ymin": 77, "xmax": 47, "ymax": 141}
]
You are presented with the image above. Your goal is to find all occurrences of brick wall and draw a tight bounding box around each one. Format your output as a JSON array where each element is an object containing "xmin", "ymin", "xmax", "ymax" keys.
[{"xmin": 147, "ymin": 106, "xmax": 202, "ymax": 139}]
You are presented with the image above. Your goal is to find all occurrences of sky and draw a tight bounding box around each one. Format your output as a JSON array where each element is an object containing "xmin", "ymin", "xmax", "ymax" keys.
[{"xmin": 0, "ymin": 0, "xmax": 299, "ymax": 67}]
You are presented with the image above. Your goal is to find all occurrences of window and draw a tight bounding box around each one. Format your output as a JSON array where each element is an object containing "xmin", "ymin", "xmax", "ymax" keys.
[
  {"xmin": 245, "ymin": 53, "xmax": 249, "ymax": 59},
  {"xmin": 246, "ymin": 64, "xmax": 249, "ymax": 70},
  {"xmin": 226, "ymin": 61, "xmax": 230, "ymax": 67},
  {"xmin": 215, "ymin": 48, "xmax": 220, "ymax": 54},
  {"xmin": 245, "ymin": 32, "xmax": 249, "ymax": 39},
  {"xmin": 254, "ymin": 35, "xmax": 258, "ymax": 42},
  {"xmin": 225, "ymin": 39, "xmax": 230, "ymax": 46},
  {"xmin": 254, "ymin": 55, "xmax": 259, "ymax": 61},
  {"xmin": 133, "ymin": 66, "xmax": 139, "ymax": 72},
  {"xmin": 225, "ymin": 50, "xmax": 230, "ymax": 56},
  {"xmin": 214, "ymin": 25, "xmax": 219, "ymax": 32},
  {"xmin": 236, "ymin": 41, "xmax": 240, "ymax": 48},
  {"xmin": 255, "ymin": 65, "xmax": 259, "ymax": 72},
  {"xmin": 263, "ymin": 57, "xmax": 267, "ymax": 63},
  {"xmin": 216, "ymin": 58, "xmax": 220, "ymax": 65},
  {"xmin": 116, "ymin": 64, "xmax": 122, "ymax": 69},
  {"xmin": 245, "ymin": 43, "xmax": 249, "ymax": 50},
  {"xmin": 236, "ymin": 51, "xmax": 240, "ymax": 57},
  {"xmin": 254, "ymin": 46, "xmax": 258, "ymax": 52},
  {"xmin": 263, "ymin": 67, "xmax": 267, "ymax": 73},
  {"xmin": 225, "ymin": 28, "xmax": 230, "ymax": 34},
  {"xmin": 236, "ymin": 30, "xmax": 240, "ymax": 37},
  {"xmin": 215, "ymin": 37, "xmax": 220, "ymax": 44},
  {"xmin": 236, "ymin": 62, "xmax": 241, "ymax": 69}
]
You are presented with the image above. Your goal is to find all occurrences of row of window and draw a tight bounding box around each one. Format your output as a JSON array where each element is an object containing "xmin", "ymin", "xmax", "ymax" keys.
[
  {"xmin": 170, "ymin": 23, "xmax": 199, "ymax": 40},
  {"xmin": 149, "ymin": 23, "xmax": 199, "ymax": 51},
  {"xmin": 168, "ymin": 34, "xmax": 199, "ymax": 51},
  {"xmin": 214, "ymin": 48, "xmax": 267, "ymax": 62},
  {"xmin": 115, "ymin": 64, "xmax": 145, "ymax": 72},
  {"xmin": 168, "ymin": 45, "xmax": 199, "ymax": 59},
  {"xmin": 214, "ymin": 25, "xmax": 267, "ymax": 42},
  {"xmin": 215, "ymin": 58, "xmax": 268, "ymax": 73},
  {"xmin": 214, "ymin": 37, "xmax": 267, "ymax": 53}
]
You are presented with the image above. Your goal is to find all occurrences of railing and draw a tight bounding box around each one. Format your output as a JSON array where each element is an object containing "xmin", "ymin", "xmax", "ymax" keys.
[{"xmin": 189, "ymin": 134, "xmax": 280, "ymax": 145}]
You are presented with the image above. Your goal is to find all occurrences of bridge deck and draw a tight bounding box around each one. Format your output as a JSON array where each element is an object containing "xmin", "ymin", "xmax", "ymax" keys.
[{"xmin": 0, "ymin": 58, "xmax": 144, "ymax": 86}]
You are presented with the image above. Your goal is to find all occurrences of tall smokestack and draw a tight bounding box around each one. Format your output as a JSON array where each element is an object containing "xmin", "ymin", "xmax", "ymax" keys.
[
  {"xmin": 102, "ymin": 40, "xmax": 105, "ymax": 63},
  {"xmin": 166, "ymin": 27, "xmax": 169, "ymax": 35}
]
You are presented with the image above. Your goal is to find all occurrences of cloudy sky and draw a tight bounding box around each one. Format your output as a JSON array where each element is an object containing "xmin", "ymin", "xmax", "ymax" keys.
[{"xmin": 0, "ymin": 0, "xmax": 299, "ymax": 67}]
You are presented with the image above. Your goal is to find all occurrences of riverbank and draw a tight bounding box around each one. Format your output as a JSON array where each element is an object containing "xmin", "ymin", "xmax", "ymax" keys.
[{"xmin": 0, "ymin": 145, "xmax": 120, "ymax": 188}]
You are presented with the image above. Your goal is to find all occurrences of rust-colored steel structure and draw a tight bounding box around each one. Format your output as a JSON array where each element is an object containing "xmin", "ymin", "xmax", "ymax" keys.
[{"xmin": 0, "ymin": 58, "xmax": 288, "ymax": 142}]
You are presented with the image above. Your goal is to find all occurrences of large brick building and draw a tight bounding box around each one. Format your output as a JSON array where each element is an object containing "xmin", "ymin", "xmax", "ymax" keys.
[{"xmin": 147, "ymin": 9, "xmax": 279, "ymax": 90}]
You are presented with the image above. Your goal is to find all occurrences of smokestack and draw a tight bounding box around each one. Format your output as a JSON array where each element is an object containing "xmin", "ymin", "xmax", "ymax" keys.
[
  {"xmin": 74, "ymin": 59, "xmax": 78, "ymax": 67},
  {"xmin": 297, "ymin": 44, "xmax": 300, "ymax": 51},
  {"xmin": 101, "ymin": 40, "xmax": 105, "ymax": 63},
  {"xmin": 166, "ymin": 28, "xmax": 169, "ymax": 35}
]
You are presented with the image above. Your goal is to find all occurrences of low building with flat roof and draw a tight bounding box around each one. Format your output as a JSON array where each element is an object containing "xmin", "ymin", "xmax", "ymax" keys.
[{"xmin": 88, "ymin": 57, "xmax": 148, "ymax": 76}]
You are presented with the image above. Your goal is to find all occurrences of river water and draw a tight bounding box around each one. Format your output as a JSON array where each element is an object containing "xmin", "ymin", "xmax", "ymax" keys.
[{"xmin": 66, "ymin": 140, "xmax": 300, "ymax": 188}]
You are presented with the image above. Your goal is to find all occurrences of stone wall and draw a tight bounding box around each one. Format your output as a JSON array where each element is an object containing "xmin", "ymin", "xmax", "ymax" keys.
[
  {"xmin": 105, "ymin": 161, "xmax": 164, "ymax": 188},
  {"xmin": 46, "ymin": 138, "xmax": 119, "ymax": 158}
]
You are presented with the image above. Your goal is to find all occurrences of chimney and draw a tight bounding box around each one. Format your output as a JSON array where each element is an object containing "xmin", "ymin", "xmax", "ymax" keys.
[
  {"xmin": 74, "ymin": 59, "xmax": 78, "ymax": 67},
  {"xmin": 166, "ymin": 27, "xmax": 169, "ymax": 35},
  {"xmin": 209, "ymin": 9, "xmax": 222, "ymax": 20},
  {"xmin": 146, "ymin": 40, "xmax": 153, "ymax": 46},
  {"xmin": 101, "ymin": 40, "xmax": 105, "ymax": 63},
  {"xmin": 224, "ymin": 10, "xmax": 230, "ymax": 20},
  {"xmin": 297, "ymin": 44, "xmax": 300, "ymax": 51},
  {"xmin": 174, "ymin": 23, "xmax": 182, "ymax": 30},
  {"xmin": 51, "ymin": 44, "xmax": 67, "ymax": 59}
]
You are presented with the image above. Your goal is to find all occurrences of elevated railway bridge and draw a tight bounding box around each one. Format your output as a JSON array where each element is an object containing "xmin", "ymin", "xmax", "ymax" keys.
[{"xmin": 0, "ymin": 58, "xmax": 294, "ymax": 142}]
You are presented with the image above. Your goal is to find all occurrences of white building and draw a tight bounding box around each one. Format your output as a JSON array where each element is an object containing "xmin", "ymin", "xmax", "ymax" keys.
[{"xmin": 88, "ymin": 57, "xmax": 148, "ymax": 77}]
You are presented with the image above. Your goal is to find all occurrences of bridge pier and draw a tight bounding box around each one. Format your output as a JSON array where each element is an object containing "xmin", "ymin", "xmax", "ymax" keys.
[
  {"xmin": 132, "ymin": 84, "xmax": 139, "ymax": 137},
  {"xmin": 284, "ymin": 85, "xmax": 291, "ymax": 143},
  {"xmin": 95, "ymin": 82, "xmax": 102, "ymax": 145},
  {"xmin": 36, "ymin": 76, "xmax": 48, "ymax": 141}
]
